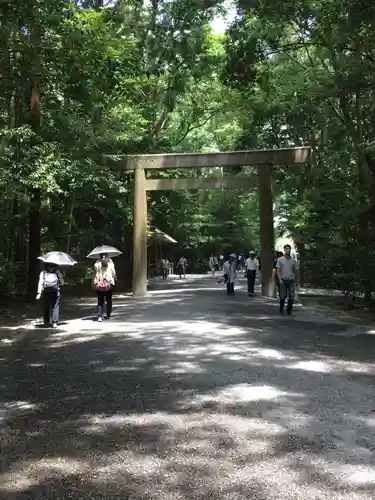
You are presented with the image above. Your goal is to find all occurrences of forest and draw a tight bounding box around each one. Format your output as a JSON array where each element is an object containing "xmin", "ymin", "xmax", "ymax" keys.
[{"xmin": 0, "ymin": 0, "xmax": 374, "ymax": 304}]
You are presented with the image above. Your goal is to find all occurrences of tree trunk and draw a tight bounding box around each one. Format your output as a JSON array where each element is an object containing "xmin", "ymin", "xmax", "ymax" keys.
[
  {"xmin": 27, "ymin": 189, "xmax": 42, "ymax": 300},
  {"xmin": 296, "ymin": 242, "xmax": 306, "ymax": 287},
  {"xmin": 26, "ymin": 26, "xmax": 42, "ymax": 301},
  {"xmin": 12, "ymin": 198, "xmax": 23, "ymax": 263},
  {"xmin": 65, "ymin": 195, "xmax": 76, "ymax": 253}
]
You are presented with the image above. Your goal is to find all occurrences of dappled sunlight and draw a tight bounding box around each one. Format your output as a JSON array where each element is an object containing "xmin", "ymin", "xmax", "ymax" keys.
[
  {"xmin": 92, "ymin": 450, "xmax": 167, "ymax": 481},
  {"xmin": 179, "ymin": 384, "xmax": 304, "ymax": 409},
  {"xmin": 3, "ymin": 400, "xmax": 44, "ymax": 414},
  {"xmin": 43, "ymin": 318, "xmax": 249, "ymax": 348},
  {"xmin": 331, "ymin": 464, "xmax": 375, "ymax": 487},
  {"xmin": 285, "ymin": 359, "xmax": 375, "ymax": 376},
  {"xmin": 140, "ymin": 319, "xmax": 247, "ymax": 338},
  {"xmin": 1, "ymin": 457, "xmax": 89, "ymax": 492},
  {"xmin": 0, "ymin": 322, "xmax": 36, "ymax": 332},
  {"xmin": 154, "ymin": 360, "xmax": 206, "ymax": 374},
  {"xmin": 63, "ymin": 319, "xmax": 253, "ymax": 348},
  {"xmin": 80, "ymin": 409, "xmax": 293, "ymax": 467},
  {"xmin": 242, "ymin": 314, "xmax": 279, "ymax": 321},
  {"xmin": 4, "ymin": 404, "xmax": 367, "ymax": 499},
  {"xmin": 2, "ymin": 382, "xmax": 375, "ymax": 499},
  {"xmin": 98, "ymin": 365, "xmax": 140, "ymax": 372},
  {"xmin": 80, "ymin": 409, "xmax": 289, "ymax": 442},
  {"xmin": 78, "ymin": 410, "xmax": 289, "ymax": 496},
  {"xmin": 247, "ymin": 347, "xmax": 289, "ymax": 360},
  {"xmin": 2, "ymin": 276, "xmax": 375, "ymax": 499},
  {"xmin": 287, "ymin": 360, "xmax": 335, "ymax": 373},
  {"xmin": 169, "ymin": 343, "xmax": 241, "ymax": 358},
  {"xmin": 284, "ymin": 456, "xmax": 375, "ymax": 491},
  {"xmin": 149, "ymin": 286, "xmax": 223, "ymax": 296},
  {"xmin": 350, "ymin": 415, "xmax": 375, "ymax": 428},
  {"xmin": 45, "ymin": 330, "xmax": 107, "ymax": 348},
  {"xmin": 1, "ymin": 400, "xmax": 45, "ymax": 428},
  {"xmin": 166, "ymin": 320, "xmax": 246, "ymax": 337}
]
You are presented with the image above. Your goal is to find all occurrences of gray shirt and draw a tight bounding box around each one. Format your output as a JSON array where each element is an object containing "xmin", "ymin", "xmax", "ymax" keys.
[{"xmin": 276, "ymin": 256, "xmax": 297, "ymax": 281}]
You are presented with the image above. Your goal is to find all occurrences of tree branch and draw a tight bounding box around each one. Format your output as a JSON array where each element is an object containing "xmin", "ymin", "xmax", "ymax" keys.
[{"xmin": 175, "ymin": 108, "xmax": 222, "ymax": 146}]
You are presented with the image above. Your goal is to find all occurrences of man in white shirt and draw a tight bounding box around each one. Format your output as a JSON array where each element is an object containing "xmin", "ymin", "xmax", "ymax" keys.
[
  {"xmin": 245, "ymin": 250, "xmax": 259, "ymax": 296},
  {"xmin": 276, "ymin": 244, "xmax": 298, "ymax": 315}
]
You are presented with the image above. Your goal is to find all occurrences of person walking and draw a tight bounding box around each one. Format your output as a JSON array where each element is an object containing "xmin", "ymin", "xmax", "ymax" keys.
[
  {"xmin": 245, "ymin": 250, "xmax": 259, "ymax": 296},
  {"xmin": 276, "ymin": 244, "xmax": 298, "ymax": 316},
  {"xmin": 160, "ymin": 257, "xmax": 169, "ymax": 279},
  {"xmin": 209, "ymin": 254, "xmax": 218, "ymax": 278},
  {"xmin": 36, "ymin": 263, "xmax": 64, "ymax": 328},
  {"xmin": 237, "ymin": 253, "xmax": 244, "ymax": 270},
  {"xmin": 223, "ymin": 253, "xmax": 237, "ymax": 295},
  {"xmin": 92, "ymin": 253, "xmax": 116, "ymax": 322},
  {"xmin": 219, "ymin": 254, "xmax": 224, "ymax": 271},
  {"xmin": 177, "ymin": 256, "xmax": 187, "ymax": 279}
]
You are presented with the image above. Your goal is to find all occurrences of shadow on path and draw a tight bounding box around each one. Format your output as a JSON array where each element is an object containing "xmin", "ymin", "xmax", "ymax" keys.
[{"xmin": 1, "ymin": 276, "xmax": 375, "ymax": 499}]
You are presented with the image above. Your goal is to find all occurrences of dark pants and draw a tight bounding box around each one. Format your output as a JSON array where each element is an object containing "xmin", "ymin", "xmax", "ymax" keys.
[
  {"xmin": 247, "ymin": 270, "xmax": 256, "ymax": 294},
  {"xmin": 178, "ymin": 265, "xmax": 186, "ymax": 278},
  {"xmin": 226, "ymin": 281, "xmax": 235, "ymax": 294},
  {"xmin": 279, "ymin": 279, "xmax": 295, "ymax": 313},
  {"xmin": 43, "ymin": 290, "xmax": 60, "ymax": 325},
  {"xmin": 96, "ymin": 289, "xmax": 113, "ymax": 318}
]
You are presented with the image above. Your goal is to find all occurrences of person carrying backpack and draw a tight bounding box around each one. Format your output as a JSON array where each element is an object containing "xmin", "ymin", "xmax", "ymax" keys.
[
  {"xmin": 92, "ymin": 253, "xmax": 116, "ymax": 322},
  {"xmin": 36, "ymin": 264, "xmax": 64, "ymax": 328}
]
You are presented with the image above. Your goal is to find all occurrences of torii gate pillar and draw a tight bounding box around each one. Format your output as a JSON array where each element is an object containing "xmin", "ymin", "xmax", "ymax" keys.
[
  {"xmin": 132, "ymin": 167, "xmax": 148, "ymax": 297},
  {"xmin": 258, "ymin": 164, "xmax": 276, "ymax": 298}
]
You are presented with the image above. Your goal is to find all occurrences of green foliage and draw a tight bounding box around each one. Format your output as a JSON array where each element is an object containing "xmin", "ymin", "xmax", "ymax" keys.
[
  {"xmin": 7, "ymin": 0, "xmax": 375, "ymax": 304},
  {"xmin": 0, "ymin": 0, "xmax": 257, "ymax": 296},
  {"xmin": 223, "ymin": 0, "xmax": 375, "ymax": 301}
]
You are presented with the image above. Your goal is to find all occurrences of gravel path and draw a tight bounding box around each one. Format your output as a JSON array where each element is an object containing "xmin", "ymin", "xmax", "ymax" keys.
[{"xmin": 1, "ymin": 275, "xmax": 375, "ymax": 499}]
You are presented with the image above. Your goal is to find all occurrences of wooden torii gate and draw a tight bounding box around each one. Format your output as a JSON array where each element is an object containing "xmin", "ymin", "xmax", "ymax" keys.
[{"xmin": 112, "ymin": 147, "xmax": 311, "ymax": 297}]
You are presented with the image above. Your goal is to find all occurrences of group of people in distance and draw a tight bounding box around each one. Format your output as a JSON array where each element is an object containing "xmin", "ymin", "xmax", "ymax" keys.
[
  {"xmin": 220, "ymin": 244, "xmax": 299, "ymax": 316},
  {"xmin": 221, "ymin": 251, "xmax": 259, "ymax": 296},
  {"xmin": 36, "ymin": 252, "xmax": 117, "ymax": 327}
]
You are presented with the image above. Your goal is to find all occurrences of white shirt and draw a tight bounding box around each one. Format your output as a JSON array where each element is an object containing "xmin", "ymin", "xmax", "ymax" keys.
[{"xmin": 245, "ymin": 257, "xmax": 259, "ymax": 271}]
